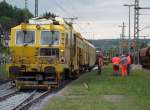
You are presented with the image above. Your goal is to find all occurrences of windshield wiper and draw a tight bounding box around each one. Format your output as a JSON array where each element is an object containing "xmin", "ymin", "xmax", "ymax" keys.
[
  {"xmin": 23, "ymin": 43, "xmax": 28, "ymax": 47},
  {"xmin": 23, "ymin": 39, "xmax": 34, "ymax": 47}
]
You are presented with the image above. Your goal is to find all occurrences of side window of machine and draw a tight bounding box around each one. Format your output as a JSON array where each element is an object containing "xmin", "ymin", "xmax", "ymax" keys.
[
  {"xmin": 40, "ymin": 48, "xmax": 59, "ymax": 57},
  {"xmin": 40, "ymin": 48, "xmax": 51, "ymax": 56},
  {"xmin": 65, "ymin": 33, "xmax": 68, "ymax": 47},
  {"xmin": 41, "ymin": 31, "xmax": 52, "ymax": 45},
  {"xmin": 16, "ymin": 31, "xmax": 35, "ymax": 45},
  {"xmin": 71, "ymin": 33, "xmax": 76, "ymax": 56},
  {"xmin": 52, "ymin": 31, "xmax": 59, "ymax": 45},
  {"xmin": 72, "ymin": 33, "xmax": 75, "ymax": 46}
]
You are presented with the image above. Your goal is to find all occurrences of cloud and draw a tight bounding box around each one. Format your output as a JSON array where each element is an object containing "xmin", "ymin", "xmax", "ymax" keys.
[{"xmin": 3, "ymin": 0, "xmax": 150, "ymax": 39}]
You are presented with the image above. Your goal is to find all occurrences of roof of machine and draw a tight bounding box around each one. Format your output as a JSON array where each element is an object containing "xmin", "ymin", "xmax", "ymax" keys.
[{"xmin": 29, "ymin": 17, "xmax": 66, "ymax": 25}]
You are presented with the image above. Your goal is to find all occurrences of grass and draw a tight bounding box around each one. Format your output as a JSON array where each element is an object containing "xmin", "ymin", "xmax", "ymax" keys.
[
  {"xmin": 0, "ymin": 64, "xmax": 8, "ymax": 80},
  {"xmin": 43, "ymin": 65, "xmax": 150, "ymax": 110}
]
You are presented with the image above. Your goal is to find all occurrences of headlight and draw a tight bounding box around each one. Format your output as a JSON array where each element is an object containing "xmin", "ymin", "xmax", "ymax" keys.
[{"xmin": 60, "ymin": 57, "xmax": 65, "ymax": 64}]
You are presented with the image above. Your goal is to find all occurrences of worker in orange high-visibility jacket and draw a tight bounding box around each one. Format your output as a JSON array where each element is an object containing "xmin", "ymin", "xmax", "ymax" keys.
[
  {"xmin": 112, "ymin": 54, "xmax": 121, "ymax": 76},
  {"xmin": 121, "ymin": 55, "xmax": 128, "ymax": 77},
  {"xmin": 127, "ymin": 54, "xmax": 131, "ymax": 76}
]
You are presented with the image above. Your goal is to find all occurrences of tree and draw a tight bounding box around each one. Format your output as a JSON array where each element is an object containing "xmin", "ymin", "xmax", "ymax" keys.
[
  {"xmin": 0, "ymin": 1, "xmax": 33, "ymax": 32},
  {"xmin": 0, "ymin": 16, "xmax": 13, "ymax": 31},
  {"xmin": 43, "ymin": 12, "xmax": 57, "ymax": 18}
]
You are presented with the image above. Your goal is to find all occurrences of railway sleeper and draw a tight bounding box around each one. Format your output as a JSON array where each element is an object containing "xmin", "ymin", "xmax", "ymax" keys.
[{"xmin": 14, "ymin": 80, "xmax": 58, "ymax": 90}]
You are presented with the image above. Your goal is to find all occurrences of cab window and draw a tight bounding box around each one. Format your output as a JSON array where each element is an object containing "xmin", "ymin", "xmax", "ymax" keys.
[
  {"xmin": 41, "ymin": 31, "xmax": 52, "ymax": 45},
  {"xmin": 16, "ymin": 30, "xmax": 35, "ymax": 45},
  {"xmin": 65, "ymin": 33, "xmax": 69, "ymax": 47},
  {"xmin": 41, "ymin": 31, "xmax": 60, "ymax": 45}
]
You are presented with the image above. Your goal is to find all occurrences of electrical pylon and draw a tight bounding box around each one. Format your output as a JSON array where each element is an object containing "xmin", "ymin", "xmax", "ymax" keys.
[
  {"xmin": 25, "ymin": 0, "xmax": 28, "ymax": 9},
  {"xmin": 35, "ymin": 0, "xmax": 38, "ymax": 17}
]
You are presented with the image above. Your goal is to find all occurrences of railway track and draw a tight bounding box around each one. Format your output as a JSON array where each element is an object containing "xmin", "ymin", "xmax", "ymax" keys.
[
  {"xmin": 16, "ymin": 91, "xmax": 50, "ymax": 110},
  {"xmin": 19, "ymin": 80, "xmax": 71, "ymax": 110},
  {"xmin": 0, "ymin": 90, "xmax": 37, "ymax": 110},
  {"xmin": 0, "ymin": 87, "xmax": 18, "ymax": 101},
  {"xmin": 0, "ymin": 80, "xmax": 71, "ymax": 110},
  {"xmin": 0, "ymin": 69, "xmax": 92, "ymax": 110}
]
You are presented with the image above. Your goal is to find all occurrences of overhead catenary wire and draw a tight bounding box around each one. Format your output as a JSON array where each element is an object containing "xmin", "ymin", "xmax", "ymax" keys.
[
  {"xmin": 59, "ymin": 0, "xmax": 84, "ymax": 16},
  {"xmin": 53, "ymin": 0, "xmax": 75, "ymax": 17},
  {"xmin": 139, "ymin": 13, "xmax": 150, "ymax": 15}
]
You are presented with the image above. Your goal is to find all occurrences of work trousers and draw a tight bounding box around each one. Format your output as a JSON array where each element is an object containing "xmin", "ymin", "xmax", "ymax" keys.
[
  {"xmin": 122, "ymin": 65, "xmax": 127, "ymax": 76},
  {"xmin": 113, "ymin": 65, "xmax": 119, "ymax": 76},
  {"xmin": 98, "ymin": 65, "xmax": 102, "ymax": 75}
]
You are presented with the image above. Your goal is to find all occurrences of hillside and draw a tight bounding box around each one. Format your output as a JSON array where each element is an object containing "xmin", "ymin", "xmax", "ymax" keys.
[{"xmin": 90, "ymin": 39, "xmax": 150, "ymax": 50}]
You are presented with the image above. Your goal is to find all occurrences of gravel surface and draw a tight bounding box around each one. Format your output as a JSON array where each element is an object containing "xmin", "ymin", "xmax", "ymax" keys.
[
  {"xmin": 0, "ymin": 93, "xmax": 31, "ymax": 110},
  {"xmin": 131, "ymin": 64, "xmax": 142, "ymax": 70},
  {"xmin": 0, "ymin": 82, "xmax": 12, "ymax": 91},
  {"xmin": 0, "ymin": 88, "xmax": 17, "ymax": 98}
]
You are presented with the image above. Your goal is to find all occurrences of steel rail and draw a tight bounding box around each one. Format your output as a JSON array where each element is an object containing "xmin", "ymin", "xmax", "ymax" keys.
[{"xmin": 11, "ymin": 90, "xmax": 37, "ymax": 110}]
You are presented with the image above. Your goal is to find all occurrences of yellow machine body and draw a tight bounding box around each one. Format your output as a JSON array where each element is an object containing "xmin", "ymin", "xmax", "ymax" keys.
[{"xmin": 6, "ymin": 18, "xmax": 96, "ymax": 89}]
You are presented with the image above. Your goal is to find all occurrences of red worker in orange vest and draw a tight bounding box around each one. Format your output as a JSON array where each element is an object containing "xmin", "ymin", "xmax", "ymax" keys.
[{"xmin": 112, "ymin": 54, "xmax": 121, "ymax": 76}]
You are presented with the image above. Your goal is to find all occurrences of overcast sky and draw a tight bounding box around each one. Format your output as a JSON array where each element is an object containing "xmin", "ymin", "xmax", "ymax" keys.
[{"xmin": 2, "ymin": 0, "xmax": 150, "ymax": 39}]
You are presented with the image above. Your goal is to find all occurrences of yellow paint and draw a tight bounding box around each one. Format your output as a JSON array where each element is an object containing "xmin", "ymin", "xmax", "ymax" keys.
[
  {"xmin": 7, "ymin": 20, "xmax": 96, "ymax": 85},
  {"xmin": 8, "ymin": 23, "xmax": 67, "ymax": 79}
]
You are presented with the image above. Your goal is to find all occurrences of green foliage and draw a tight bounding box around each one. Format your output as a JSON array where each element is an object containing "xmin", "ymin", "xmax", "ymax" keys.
[
  {"xmin": 90, "ymin": 39, "xmax": 120, "ymax": 50},
  {"xmin": 0, "ymin": 16, "xmax": 13, "ymax": 31},
  {"xmin": 0, "ymin": 1, "xmax": 13, "ymax": 17},
  {"xmin": 0, "ymin": 1, "xmax": 33, "ymax": 31},
  {"xmin": 0, "ymin": 64, "xmax": 8, "ymax": 80}
]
